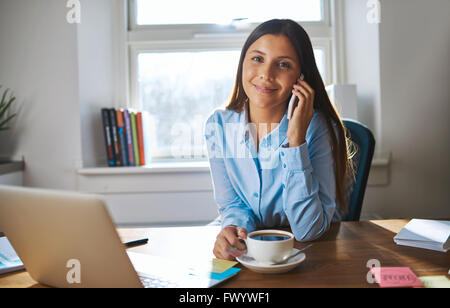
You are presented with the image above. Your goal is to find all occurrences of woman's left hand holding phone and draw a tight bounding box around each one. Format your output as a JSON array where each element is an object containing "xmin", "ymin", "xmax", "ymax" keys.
[
  {"xmin": 213, "ymin": 225, "xmax": 248, "ymax": 261},
  {"xmin": 286, "ymin": 77, "xmax": 315, "ymax": 148}
]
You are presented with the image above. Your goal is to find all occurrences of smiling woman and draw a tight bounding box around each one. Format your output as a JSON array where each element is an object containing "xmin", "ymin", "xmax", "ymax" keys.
[{"xmin": 205, "ymin": 19, "xmax": 356, "ymax": 261}]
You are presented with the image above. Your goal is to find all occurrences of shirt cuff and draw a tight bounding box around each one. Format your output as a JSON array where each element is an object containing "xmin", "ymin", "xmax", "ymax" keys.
[
  {"xmin": 280, "ymin": 142, "xmax": 312, "ymax": 171},
  {"xmin": 221, "ymin": 215, "xmax": 257, "ymax": 234}
]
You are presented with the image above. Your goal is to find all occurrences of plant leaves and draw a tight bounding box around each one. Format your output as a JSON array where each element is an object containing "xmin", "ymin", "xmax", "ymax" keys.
[
  {"xmin": 0, "ymin": 113, "xmax": 16, "ymax": 130},
  {"xmin": 0, "ymin": 88, "xmax": 10, "ymax": 106},
  {"xmin": 0, "ymin": 86, "xmax": 17, "ymax": 131},
  {"xmin": 0, "ymin": 96, "xmax": 16, "ymax": 119}
]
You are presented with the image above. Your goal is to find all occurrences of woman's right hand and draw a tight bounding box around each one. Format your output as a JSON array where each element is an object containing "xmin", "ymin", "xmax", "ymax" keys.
[{"xmin": 213, "ymin": 226, "xmax": 248, "ymax": 260}]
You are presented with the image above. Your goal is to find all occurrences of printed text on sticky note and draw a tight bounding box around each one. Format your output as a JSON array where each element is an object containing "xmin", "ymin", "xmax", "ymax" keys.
[{"xmin": 370, "ymin": 267, "xmax": 424, "ymax": 288}]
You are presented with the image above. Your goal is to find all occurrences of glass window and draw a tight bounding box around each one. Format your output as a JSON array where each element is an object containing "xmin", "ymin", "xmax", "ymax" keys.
[
  {"xmin": 136, "ymin": 0, "xmax": 323, "ymax": 25},
  {"xmin": 137, "ymin": 48, "xmax": 327, "ymax": 160},
  {"xmin": 137, "ymin": 50, "xmax": 240, "ymax": 159},
  {"xmin": 314, "ymin": 48, "xmax": 326, "ymax": 81}
]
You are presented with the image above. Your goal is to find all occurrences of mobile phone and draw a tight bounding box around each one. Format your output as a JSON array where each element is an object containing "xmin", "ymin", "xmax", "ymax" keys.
[{"xmin": 287, "ymin": 73, "xmax": 305, "ymax": 120}]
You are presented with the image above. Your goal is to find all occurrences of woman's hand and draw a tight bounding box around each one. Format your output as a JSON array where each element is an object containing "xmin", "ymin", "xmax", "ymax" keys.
[
  {"xmin": 286, "ymin": 78, "xmax": 315, "ymax": 148},
  {"xmin": 213, "ymin": 226, "xmax": 248, "ymax": 260}
]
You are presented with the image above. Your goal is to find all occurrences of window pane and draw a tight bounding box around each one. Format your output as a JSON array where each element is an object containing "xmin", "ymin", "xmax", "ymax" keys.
[
  {"xmin": 136, "ymin": 0, "xmax": 323, "ymax": 25},
  {"xmin": 137, "ymin": 48, "xmax": 326, "ymax": 160},
  {"xmin": 313, "ymin": 48, "xmax": 326, "ymax": 82},
  {"xmin": 137, "ymin": 50, "xmax": 240, "ymax": 160}
]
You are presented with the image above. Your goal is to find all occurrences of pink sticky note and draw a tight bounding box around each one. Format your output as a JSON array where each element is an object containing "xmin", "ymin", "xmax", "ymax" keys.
[{"xmin": 370, "ymin": 267, "xmax": 424, "ymax": 288}]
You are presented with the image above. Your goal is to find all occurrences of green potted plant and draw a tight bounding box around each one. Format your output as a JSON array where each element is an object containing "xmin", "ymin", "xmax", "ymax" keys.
[{"xmin": 0, "ymin": 86, "xmax": 17, "ymax": 131}]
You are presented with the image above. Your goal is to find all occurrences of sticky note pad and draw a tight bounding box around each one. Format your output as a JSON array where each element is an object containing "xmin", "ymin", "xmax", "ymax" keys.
[
  {"xmin": 212, "ymin": 259, "xmax": 238, "ymax": 274},
  {"xmin": 371, "ymin": 267, "xmax": 424, "ymax": 288},
  {"xmin": 210, "ymin": 267, "xmax": 241, "ymax": 281},
  {"xmin": 419, "ymin": 276, "xmax": 450, "ymax": 288}
]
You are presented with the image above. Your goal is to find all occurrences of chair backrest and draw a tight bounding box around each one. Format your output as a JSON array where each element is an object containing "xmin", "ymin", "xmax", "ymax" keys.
[{"xmin": 342, "ymin": 119, "xmax": 375, "ymax": 221}]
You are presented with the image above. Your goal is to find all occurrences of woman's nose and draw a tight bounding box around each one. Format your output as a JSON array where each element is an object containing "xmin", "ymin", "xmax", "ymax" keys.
[{"xmin": 259, "ymin": 64, "xmax": 274, "ymax": 81}]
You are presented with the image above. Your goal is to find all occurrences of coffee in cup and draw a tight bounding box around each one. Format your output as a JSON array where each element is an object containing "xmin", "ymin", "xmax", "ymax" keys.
[{"xmin": 244, "ymin": 230, "xmax": 294, "ymax": 264}]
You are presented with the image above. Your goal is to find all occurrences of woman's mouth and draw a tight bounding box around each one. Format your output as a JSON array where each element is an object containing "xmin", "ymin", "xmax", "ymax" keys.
[{"xmin": 254, "ymin": 84, "xmax": 278, "ymax": 94}]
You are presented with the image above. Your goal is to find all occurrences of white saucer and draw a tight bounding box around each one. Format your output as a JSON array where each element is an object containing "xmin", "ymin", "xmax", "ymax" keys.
[{"xmin": 236, "ymin": 249, "xmax": 306, "ymax": 274}]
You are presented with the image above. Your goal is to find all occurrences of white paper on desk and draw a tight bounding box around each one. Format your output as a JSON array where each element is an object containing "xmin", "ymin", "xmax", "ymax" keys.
[
  {"xmin": 0, "ymin": 237, "xmax": 25, "ymax": 274},
  {"xmin": 393, "ymin": 219, "xmax": 450, "ymax": 252}
]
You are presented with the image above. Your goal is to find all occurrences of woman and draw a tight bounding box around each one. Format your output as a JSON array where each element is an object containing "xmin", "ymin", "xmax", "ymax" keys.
[{"xmin": 204, "ymin": 19, "xmax": 355, "ymax": 261}]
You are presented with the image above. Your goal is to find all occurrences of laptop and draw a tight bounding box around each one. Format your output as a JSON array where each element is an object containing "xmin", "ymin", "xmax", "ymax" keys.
[{"xmin": 0, "ymin": 185, "xmax": 239, "ymax": 288}]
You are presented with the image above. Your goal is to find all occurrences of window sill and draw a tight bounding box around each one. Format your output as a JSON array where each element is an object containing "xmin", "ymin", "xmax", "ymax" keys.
[
  {"xmin": 371, "ymin": 153, "xmax": 391, "ymax": 167},
  {"xmin": 367, "ymin": 152, "xmax": 391, "ymax": 186},
  {"xmin": 77, "ymin": 160, "xmax": 210, "ymax": 175},
  {"xmin": 76, "ymin": 161, "xmax": 213, "ymax": 194},
  {"xmin": 0, "ymin": 160, "xmax": 25, "ymax": 176},
  {"xmin": 78, "ymin": 152, "xmax": 390, "ymax": 176},
  {"xmin": 76, "ymin": 151, "xmax": 390, "ymax": 194}
]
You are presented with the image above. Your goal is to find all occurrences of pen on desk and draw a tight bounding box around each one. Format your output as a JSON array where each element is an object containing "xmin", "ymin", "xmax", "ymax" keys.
[{"xmin": 124, "ymin": 238, "xmax": 148, "ymax": 248}]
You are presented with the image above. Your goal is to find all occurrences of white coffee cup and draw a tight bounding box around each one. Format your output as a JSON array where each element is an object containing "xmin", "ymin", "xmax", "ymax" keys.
[{"xmin": 243, "ymin": 230, "xmax": 294, "ymax": 264}]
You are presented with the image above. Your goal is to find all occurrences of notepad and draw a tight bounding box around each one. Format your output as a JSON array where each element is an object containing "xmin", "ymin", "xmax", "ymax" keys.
[
  {"xmin": 0, "ymin": 237, "xmax": 25, "ymax": 275},
  {"xmin": 371, "ymin": 267, "xmax": 423, "ymax": 288},
  {"xmin": 393, "ymin": 219, "xmax": 450, "ymax": 252},
  {"xmin": 419, "ymin": 275, "xmax": 450, "ymax": 288}
]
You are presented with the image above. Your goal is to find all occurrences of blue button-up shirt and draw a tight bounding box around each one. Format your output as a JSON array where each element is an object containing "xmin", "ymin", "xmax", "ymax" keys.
[{"xmin": 204, "ymin": 102, "xmax": 343, "ymax": 241}]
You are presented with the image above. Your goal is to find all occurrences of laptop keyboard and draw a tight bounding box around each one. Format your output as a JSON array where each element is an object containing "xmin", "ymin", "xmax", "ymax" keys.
[{"xmin": 139, "ymin": 274, "xmax": 180, "ymax": 288}]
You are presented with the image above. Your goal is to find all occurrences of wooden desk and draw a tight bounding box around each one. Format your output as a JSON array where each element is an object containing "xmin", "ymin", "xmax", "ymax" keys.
[{"xmin": 0, "ymin": 220, "xmax": 448, "ymax": 288}]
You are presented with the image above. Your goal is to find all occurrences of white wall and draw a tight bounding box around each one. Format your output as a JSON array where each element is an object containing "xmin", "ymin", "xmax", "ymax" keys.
[
  {"xmin": 0, "ymin": 0, "xmax": 82, "ymax": 190},
  {"xmin": 342, "ymin": 0, "xmax": 382, "ymax": 143},
  {"xmin": 78, "ymin": 0, "xmax": 129, "ymax": 168},
  {"xmin": 344, "ymin": 0, "xmax": 450, "ymax": 218}
]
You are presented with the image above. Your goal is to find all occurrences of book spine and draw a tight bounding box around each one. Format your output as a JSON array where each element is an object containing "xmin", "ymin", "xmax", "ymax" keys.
[
  {"xmin": 109, "ymin": 108, "xmax": 122, "ymax": 166},
  {"xmin": 101, "ymin": 108, "xmax": 115, "ymax": 166},
  {"xmin": 123, "ymin": 109, "xmax": 135, "ymax": 166},
  {"xmin": 136, "ymin": 112, "xmax": 146, "ymax": 166},
  {"xmin": 116, "ymin": 109, "xmax": 129, "ymax": 166},
  {"xmin": 130, "ymin": 112, "xmax": 140, "ymax": 166}
]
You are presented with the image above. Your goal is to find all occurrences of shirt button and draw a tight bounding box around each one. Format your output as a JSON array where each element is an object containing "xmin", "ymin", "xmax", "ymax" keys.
[
  {"xmin": 253, "ymin": 193, "xmax": 259, "ymax": 198},
  {"xmin": 281, "ymin": 151, "xmax": 285, "ymax": 156},
  {"xmin": 283, "ymin": 163, "xmax": 287, "ymax": 168},
  {"xmin": 282, "ymin": 184, "xmax": 285, "ymax": 189}
]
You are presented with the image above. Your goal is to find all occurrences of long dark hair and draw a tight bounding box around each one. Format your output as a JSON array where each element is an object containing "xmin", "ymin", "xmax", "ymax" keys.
[{"xmin": 226, "ymin": 19, "xmax": 355, "ymax": 212}]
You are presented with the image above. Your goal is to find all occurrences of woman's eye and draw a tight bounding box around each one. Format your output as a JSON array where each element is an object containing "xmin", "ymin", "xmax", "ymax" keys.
[
  {"xmin": 279, "ymin": 62, "xmax": 291, "ymax": 69},
  {"xmin": 251, "ymin": 56, "xmax": 263, "ymax": 62}
]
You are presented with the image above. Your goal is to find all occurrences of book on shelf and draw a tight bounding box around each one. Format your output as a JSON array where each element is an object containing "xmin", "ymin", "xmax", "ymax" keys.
[
  {"xmin": 109, "ymin": 109, "xmax": 122, "ymax": 166},
  {"xmin": 130, "ymin": 112, "xmax": 140, "ymax": 166},
  {"xmin": 123, "ymin": 109, "xmax": 135, "ymax": 166},
  {"xmin": 101, "ymin": 108, "xmax": 115, "ymax": 166},
  {"xmin": 116, "ymin": 109, "xmax": 129, "ymax": 166},
  {"xmin": 136, "ymin": 112, "xmax": 146, "ymax": 166},
  {"xmin": 101, "ymin": 108, "xmax": 152, "ymax": 167}
]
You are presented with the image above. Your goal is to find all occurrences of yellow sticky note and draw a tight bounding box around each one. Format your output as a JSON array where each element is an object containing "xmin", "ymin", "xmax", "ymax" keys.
[
  {"xmin": 419, "ymin": 276, "xmax": 450, "ymax": 288},
  {"xmin": 212, "ymin": 259, "xmax": 238, "ymax": 274}
]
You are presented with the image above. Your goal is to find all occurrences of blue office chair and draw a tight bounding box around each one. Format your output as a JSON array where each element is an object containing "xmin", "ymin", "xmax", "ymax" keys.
[{"xmin": 342, "ymin": 119, "xmax": 376, "ymax": 221}]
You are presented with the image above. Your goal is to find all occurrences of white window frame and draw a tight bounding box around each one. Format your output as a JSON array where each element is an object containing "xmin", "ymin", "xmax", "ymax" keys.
[{"xmin": 125, "ymin": 0, "xmax": 339, "ymax": 160}]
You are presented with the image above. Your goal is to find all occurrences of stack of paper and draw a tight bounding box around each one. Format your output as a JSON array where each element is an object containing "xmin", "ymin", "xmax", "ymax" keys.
[
  {"xmin": 393, "ymin": 219, "xmax": 450, "ymax": 252},
  {"xmin": 0, "ymin": 237, "xmax": 25, "ymax": 275}
]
